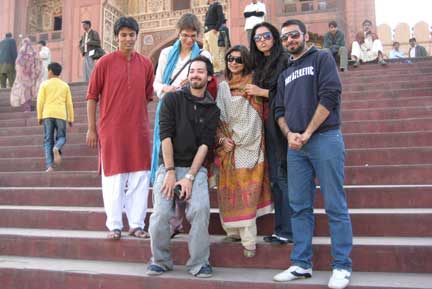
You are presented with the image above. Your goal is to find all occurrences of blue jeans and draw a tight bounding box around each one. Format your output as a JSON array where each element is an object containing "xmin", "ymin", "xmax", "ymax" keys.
[
  {"xmin": 265, "ymin": 129, "xmax": 292, "ymax": 239},
  {"xmin": 287, "ymin": 129, "xmax": 352, "ymax": 270},
  {"xmin": 43, "ymin": 118, "xmax": 66, "ymax": 168}
]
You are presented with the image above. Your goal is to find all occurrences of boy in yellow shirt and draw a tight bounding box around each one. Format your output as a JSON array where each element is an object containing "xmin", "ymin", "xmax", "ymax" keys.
[{"xmin": 37, "ymin": 62, "xmax": 74, "ymax": 172}]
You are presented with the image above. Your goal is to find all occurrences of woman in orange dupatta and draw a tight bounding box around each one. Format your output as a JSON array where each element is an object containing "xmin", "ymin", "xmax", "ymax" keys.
[{"xmin": 216, "ymin": 45, "xmax": 272, "ymax": 258}]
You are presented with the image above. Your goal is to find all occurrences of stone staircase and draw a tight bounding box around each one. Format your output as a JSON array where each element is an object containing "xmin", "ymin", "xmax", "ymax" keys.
[{"xmin": 0, "ymin": 59, "xmax": 432, "ymax": 288}]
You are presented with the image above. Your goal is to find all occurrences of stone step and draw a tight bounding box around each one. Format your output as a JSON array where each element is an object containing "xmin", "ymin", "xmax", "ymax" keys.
[
  {"xmin": 2, "ymin": 256, "xmax": 431, "ymax": 289},
  {"xmin": 0, "ymin": 146, "xmax": 430, "ymax": 172},
  {"xmin": 340, "ymin": 66, "xmax": 432, "ymax": 78},
  {"xmin": 0, "ymin": 130, "xmax": 431, "ymax": 149},
  {"xmin": 0, "ymin": 144, "xmax": 96, "ymax": 158},
  {"xmin": 3, "ymin": 114, "xmax": 432, "ymax": 137},
  {"xmin": 0, "ymin": 104, "xmax": 430, "ymax": 128},
  {"xmin": 0, "ymin": 206, "xmax": 431, "ymax": 237},
  {"xmin": 343, "ymin": 87, "xmax": 432, "ymax": 100},
  {"xmin": 341, "ymin": 73, "xmax": 432, "ymax": 85},
  {"xmin": 342, "ymin": 105, "xmax": 432, "ymax": 121},
  {"xmin": 0, "ymin": 162, "xmax": 430, "ymax": 186},
  {"xmin": 343, "ymin": 80, "xmax": 432, "ymax": 93},
  {"xmin": 345, "ymin": 147, "xmax": 432, "ymax": 166},
  {"xmin": 0, "ymin": 186, "xmax": 431, "ymax": 209},
  {"xmin": 0, "ymin": 230, "xmax": 431, "ymax": 273},
  {"xmin": 342, "ymin": 95, "xmax": 432, "ymax": 109},
  {"xmin": 343, "ymin": 131, "xmax": 432, "ymax": 148},
  {"xmin": 0, "ymin": 156, "xmax": 97, "ymax": 171},
  {"xmin": 342, "ymin": 117, "xmax": 432, "ymax": 133}
]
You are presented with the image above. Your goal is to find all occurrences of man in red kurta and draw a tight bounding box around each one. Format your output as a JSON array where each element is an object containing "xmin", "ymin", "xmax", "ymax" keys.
[{"xmin": 86, "ymin": 16, "xmax": 154, "ymax": 240}]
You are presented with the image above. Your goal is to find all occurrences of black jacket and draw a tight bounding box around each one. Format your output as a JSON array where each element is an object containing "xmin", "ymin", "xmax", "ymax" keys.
[
  {"xmin": 159, "ymin": 85, "xmax": 220, "ymax": 167},
  {"xmin": 0, "ymin": 37, "xmax": 17, "ymax": 64},
  {"xmin": 79, "ymin": 29, "xmax": 101, "ymax": 56},
  {"xmin": 205, "ymin": 2, "xmax": 224, "ymax": 31},
  {"xmin": 253, "ymin": 51, "xmax": 290, "ymax": 162},
  {"xmin": 323, "ymin": 30, "xmax": 345, "ymax": 55}
]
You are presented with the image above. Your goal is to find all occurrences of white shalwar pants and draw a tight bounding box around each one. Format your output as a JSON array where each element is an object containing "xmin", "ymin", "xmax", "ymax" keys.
[{"xmin": 102, "ymin": 168, "xmax": 150, "ymax": 231}]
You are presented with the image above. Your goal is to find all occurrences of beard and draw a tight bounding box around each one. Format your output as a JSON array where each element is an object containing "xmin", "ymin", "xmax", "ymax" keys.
[
  {"xmin": 190, "ymin": 78, "xmax": 207, "ymax": 89},
  {"xmin": 287, "ymin": 40, "xmax": 306, "ymax": 55}
]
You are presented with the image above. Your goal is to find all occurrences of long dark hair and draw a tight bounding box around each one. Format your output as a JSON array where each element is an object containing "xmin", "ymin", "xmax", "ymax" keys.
[
  {"xmin": 224, "ymin": 45, "xmax": 253, "ymax": 81},
  {"xmin": 249, "ymin": 22, "xmax": 285, "ymax": 88}
]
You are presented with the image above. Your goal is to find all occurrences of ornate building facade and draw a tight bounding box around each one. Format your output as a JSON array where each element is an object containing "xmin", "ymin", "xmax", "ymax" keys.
[{"xmin": 5, "ymin": 0, "xmax": 425, "ymax": 83}]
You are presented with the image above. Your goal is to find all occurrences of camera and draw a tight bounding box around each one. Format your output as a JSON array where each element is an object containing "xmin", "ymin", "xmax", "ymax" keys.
[{"xmin": 173, "ymin": 184, "xmax": 185, "ymax": 201}]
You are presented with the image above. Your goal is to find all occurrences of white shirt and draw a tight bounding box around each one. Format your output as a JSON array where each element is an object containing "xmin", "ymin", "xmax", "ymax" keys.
[
  {"xmin": 153, "ymin": 46, "xmax": 212, "ymax": 99},
  {"xmin": 244, "ymin": 1, "xmax": 266, "ymax": 30},
  {"xmin": 410, "ymin": 45, "xmax": 416, "ymax": 57},
  {"xmin": 39, "ymin": 46, "xmax": 51, "ymax": 65}
]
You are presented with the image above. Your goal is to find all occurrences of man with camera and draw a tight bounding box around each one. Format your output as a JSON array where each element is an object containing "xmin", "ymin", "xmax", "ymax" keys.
[
  {"xmin": 79, "ymin": 20, "xmax": 101, "ymax": 81},
  {"xmin": 147, "ymin": 56, "xmax": 220, "ymax": 278}
]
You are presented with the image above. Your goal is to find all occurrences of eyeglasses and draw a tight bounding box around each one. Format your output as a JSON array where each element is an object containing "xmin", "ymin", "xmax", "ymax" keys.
[
  {"xmin": 227, "ymin": 55, "xmax": 243, "ymax": 64},
  {"xmin": 253, "ymin": 31, "xmax": 273, "ymax": 42},
  {"xmin": 180, "ymin": 33, "xmax": 197, "ymax": 39},
  {"xmin": 280, "ymin": 30, "xmax": 303, "ymax": 41}
]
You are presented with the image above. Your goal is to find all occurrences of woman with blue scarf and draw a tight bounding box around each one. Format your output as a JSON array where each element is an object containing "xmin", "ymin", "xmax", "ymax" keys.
[{"xmin": 152, "ymin": 13, "xmax": 211, "ymax": 237}]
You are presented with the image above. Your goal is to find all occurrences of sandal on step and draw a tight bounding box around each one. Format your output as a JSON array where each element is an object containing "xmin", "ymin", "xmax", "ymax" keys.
[
  {"xmin": 107, "ymin": 229, "xmax": 121, "ymax": 240},
  {"xmin": 243, "ymin": 248, "xmax": 256, "ymax": 258},
  {"xmin": 129, "ymin": 227, "xmax": 150, "ymax": 239}
]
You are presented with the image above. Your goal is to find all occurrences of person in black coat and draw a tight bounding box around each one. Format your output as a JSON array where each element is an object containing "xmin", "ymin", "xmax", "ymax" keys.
[
  {"xmin": 247, "ymin": 22, "xmax": 293, "ymax": 245},
  {"xmin": 0, "ymin": 32, "xmax": 18, "ymax": 88}
]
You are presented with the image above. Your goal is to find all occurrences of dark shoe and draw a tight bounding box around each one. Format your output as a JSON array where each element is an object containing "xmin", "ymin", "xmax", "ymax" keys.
[
  {"xmin": 194, "ymin": 264, "xmax": 213, "ymax": 278},
  {"xmin": 146, "ymin": 264, "xmax": 167, "ymax": 276},
  {"xmin": 353, "ymin": 61, "xmax": 359, "ymax": 68},
  {"xmin": 263, "ymin": 234, "xmax": 293, "ymax": 244}
]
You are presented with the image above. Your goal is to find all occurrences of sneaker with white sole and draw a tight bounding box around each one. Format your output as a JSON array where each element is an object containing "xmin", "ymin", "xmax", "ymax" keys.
[
  {"xmin": 328, "ymin": 268, "xmax": 351, "ymax": 289},
  {"xmin": 273, "ymin": 265, "xmax": 312, "ymax": 282}
]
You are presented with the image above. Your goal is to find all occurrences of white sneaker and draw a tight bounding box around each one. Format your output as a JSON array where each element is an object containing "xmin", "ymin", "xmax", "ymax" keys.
[
  {"xmin": 328, "ymin": 269, "xmax": 351, "ymax": 289},
  {"xmin": 273, "ymin": 265, "xmax": 312, "ymax": 282}
]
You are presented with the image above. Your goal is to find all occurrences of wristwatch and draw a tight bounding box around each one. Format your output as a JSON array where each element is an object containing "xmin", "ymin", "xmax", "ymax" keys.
[{"xmin": 185, "ymin": 173, "xmax": 195, "ymax": 182}]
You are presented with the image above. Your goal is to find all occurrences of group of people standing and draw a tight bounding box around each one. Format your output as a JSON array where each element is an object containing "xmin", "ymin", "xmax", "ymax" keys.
[
  {"xmin": 84, "ymin": 6, "xmax": 353, "ymax": 288},
  {"xmin": 0, "ymin": 33, "xmax": 51, "ymax": 112}
]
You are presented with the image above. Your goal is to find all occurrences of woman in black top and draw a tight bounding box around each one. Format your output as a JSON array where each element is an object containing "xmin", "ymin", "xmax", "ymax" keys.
[{"xmin": 246, "ymin": 22, "xmax": 293, "ymax": 245}]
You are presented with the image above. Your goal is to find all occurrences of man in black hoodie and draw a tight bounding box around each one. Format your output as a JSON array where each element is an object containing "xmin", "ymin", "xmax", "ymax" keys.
[
  {"xmin": 273, "ymin": 19, "xmax": 353, "ymax": 289},
  {"xmin": 147, "ymin": 56, "xmax": 220, "ymax": 278}
]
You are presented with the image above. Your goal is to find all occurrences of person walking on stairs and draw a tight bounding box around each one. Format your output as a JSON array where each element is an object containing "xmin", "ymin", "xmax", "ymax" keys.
[{"xmin": 37, "ymin": 62, "xmax": 74, "ymax": 173}]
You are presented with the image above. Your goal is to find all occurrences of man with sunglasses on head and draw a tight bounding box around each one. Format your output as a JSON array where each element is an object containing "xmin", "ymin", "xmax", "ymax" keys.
[
  {"xmin": 274, "ymin": 19, "xmax": 353, "ymax": 289},
  {"xmin": 323, "ymin": 21, "xmax": 348, "ymax": 72}
]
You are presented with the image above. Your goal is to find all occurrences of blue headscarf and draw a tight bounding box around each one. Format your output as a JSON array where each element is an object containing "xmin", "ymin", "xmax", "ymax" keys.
[{"xmin": 150, "ymin": 39, "xmax": 201, "ymax": 184}]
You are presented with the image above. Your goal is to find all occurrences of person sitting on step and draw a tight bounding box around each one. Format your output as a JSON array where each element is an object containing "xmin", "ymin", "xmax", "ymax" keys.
[
  {"xmin": 351, "ymin": 19, "xmax": 386, "ymax": 67},
  {"xmin": 147, "ymin": 56, "xmax": 220, "ymax": 278}
]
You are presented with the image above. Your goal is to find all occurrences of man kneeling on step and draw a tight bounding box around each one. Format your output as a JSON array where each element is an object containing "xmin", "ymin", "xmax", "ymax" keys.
[{"xmin": 147, "ymin": 56, "xmax": 220, "ymax": 278}]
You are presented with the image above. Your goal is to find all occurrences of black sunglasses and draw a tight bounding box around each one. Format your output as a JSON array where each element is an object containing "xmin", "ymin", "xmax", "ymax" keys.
[
  {"xmin": 280, "ymin": 30, "xmax": 303, "ymax": 41},
  {"xmin": 253, "ymin": 31, "xmax": 273, "ymax": 42},
  {"xmin": 227, "ymin": 55, "xmax": 243, "ymax": 64}
]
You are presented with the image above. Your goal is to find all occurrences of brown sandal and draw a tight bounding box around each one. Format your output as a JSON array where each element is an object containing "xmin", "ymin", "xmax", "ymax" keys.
[
  {"xmin": 107, "ymin": 229, "xmax": 121, "ymax": 240},
  {"xmin": 129, "ymin": 227, "xmax": 150, "ymax": 239}
]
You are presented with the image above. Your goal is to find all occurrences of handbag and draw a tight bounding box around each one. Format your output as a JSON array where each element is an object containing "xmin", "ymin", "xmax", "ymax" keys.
[{"xmin": 90, "ymin": 47, "xmax": 106, "ymax": 60}]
